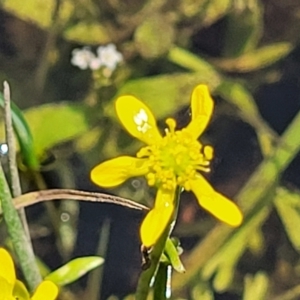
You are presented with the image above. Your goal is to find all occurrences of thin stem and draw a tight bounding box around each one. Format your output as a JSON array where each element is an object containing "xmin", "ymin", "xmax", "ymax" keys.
[
  {"xmin": 7, "ymin": 188, "xmax": 148, "ymax": 213},
  {"xmin": 153, "ymin": 264, "xmax": 171, "ymax": 300},
  {"xmin": 135, "ymin": 187, "xmax": 181, "ymax": 300},
  {"xmin": 0, "ymin": 163, "xmax": 42, "ymax": 291},
  {"xmin": 3, "ymin": 81, "xmax": 32, "ymax": 244}
]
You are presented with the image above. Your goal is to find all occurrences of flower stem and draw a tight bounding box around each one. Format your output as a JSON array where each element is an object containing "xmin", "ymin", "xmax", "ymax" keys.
[
  {"xmin": 3, "ymin": 81, "xmax": 32, "ymax": 248},
  {"xmin": 135, "ymin": 187, "xmax": 181, "ymax": 300},
  {"xmin": 0, "ymin": 164, "xmax": 42, "ymax": 291},
  {"xmin": 153, "ymin": 264, "xmax": 171, "ymax": 300}
]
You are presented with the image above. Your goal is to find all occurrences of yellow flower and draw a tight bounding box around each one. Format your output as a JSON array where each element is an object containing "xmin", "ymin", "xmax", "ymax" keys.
[
  {"xmin": 0, "ymin": 248, "xmax": 58, "ymax": 300},
  {"xmin": 91, "ymin": 84, "xmax": 243, "ymax": 247}
]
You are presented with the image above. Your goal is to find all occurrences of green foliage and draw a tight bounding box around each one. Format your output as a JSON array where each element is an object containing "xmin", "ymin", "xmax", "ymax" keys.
[
  {"xmin": 24, "ymin": 103, "xmax": 89, "ymax": 158},
  {"xmin": 0, "ymin": 100, "xmax": 89, "ymax": 169},
  {"xmin": 274, "ymin": 188, "xmax": 300, "ymax": 252},
  {"xmin": 2, "ymin": 0, "xmax": 57, "ymax": 29},
  {"xmin": 134, "ymin": 14, "xmax": 175, "ymax": 59},
  {"xmin": 46, "ymin": 256, "xmax": 104, "ymax": 286},
  {"xmin": 0, "ymin": 92, "xmax": 39, "ymax": 169},
  {"xmin": 162, "ymin": 238, "xmax": 185, "ymax": 273},
  {"xmin": 64, "ymin": 22, "xmax": 111, "ymax": 44},
  {"xmin": 243, "ymin": 272, "xmax": 269, "ymax": 300},
  {"xmin": 1, "ymin": 0, "xmax": 300, "ymax": 299},
  {"xmin": 108, "ymin": 73, "xmax": 212, "ymax": 120},
  {"xmin": 223, "ymin": 0, "xmax": 263, "ymax": 57},
  {"xmin": 215, "ymin": 43, "xmax": 293, "ymax": 72}
]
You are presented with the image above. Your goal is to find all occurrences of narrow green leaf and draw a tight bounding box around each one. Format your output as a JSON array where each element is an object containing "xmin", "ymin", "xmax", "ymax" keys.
[
  {"xmin": 274, "ymin": 187, "xmax": 300, "ymax": 252},
  {"xmin": 163, "ymin": 238, "xmax": 185, "ymax": 273},
  {"xmin": 168, "ymin": 47, "xmax": 221, "ymax": 81},
  {"xmin": 46, "ymin": 256, "xmax": 104, "ymax": 286},
  {"xmin": 0, "ymin": 93, "xmax": 39, "ymax": 169},
  {"xmin": 214, "ymin": 43, "xmax": 292, "ymax": 72}
]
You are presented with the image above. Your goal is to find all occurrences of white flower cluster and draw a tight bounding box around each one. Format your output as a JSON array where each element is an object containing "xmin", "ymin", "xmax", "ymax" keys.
[{"xmin": 71, "ymin": 44, "xmax": 123, "ymax": 72}]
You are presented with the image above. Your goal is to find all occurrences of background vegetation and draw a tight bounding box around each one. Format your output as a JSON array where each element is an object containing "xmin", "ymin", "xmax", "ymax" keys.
[{"xmin": 1, "ymin": 0, "xmax": 300, "ymax": 299}]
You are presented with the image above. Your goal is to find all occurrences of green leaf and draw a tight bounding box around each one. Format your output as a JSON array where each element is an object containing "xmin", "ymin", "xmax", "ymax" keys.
[
  {"xmin": 223, "ymin": 0, "xmax": 263, "ymax": 57},
  {"xmin": 2, "ymin": 0, "xmax": 54, "ymax": 28},
  {"xmin": 168, "ymin": 47, "xmax": 221, "ymax": 80},
  {"xmin": 274, "ymin": 187, "xmax": 300, "ymax": 252},
  {"xmin": 134, "ymin": 14, "xmax": 175, "ymax": 58},
  {"xmin": 0, "ymin": 96, "xmax": 89, "ymax": 171},
  {"xmin": 0, "ymin": 92, "xmax": 39, "ymax": 169},
  {"xmin": 64, "ymin": 22, "xmax": 111, "ymax": 44},
  {"xmin": 105, "ymin": 72, "xmax": 220, "ymax": 121},
  {"xmin": 2, "ymin": 0, "xmax": 74, "ymax": 29},
  {"xmin": 163, "ymin": 238, "xmax": 185, "ymax": 273},
  {"xmin": 214, "ymin": 43, "xmax": 293, "ymax": 72},
  {"xmin": 24, "ymin": 102, "xmax": 89, "ymax": 157},
  {"xmin": 46, "ymin": 256, "xmax": 104, "ymax": 286}
]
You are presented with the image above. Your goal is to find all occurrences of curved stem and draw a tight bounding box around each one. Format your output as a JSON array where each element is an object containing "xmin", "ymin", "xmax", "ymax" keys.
[{"xmin": 9, "ymin": 188, "xmax": 149, "ymax": 212}]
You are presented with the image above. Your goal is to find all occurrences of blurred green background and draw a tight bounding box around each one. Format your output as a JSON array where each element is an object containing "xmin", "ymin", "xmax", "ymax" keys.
[{"xmin": 1, "ymin": 0, "xmax": 300, "ymax": 299}]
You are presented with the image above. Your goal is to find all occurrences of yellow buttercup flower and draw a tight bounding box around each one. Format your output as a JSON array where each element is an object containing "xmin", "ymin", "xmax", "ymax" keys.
[
  {"xmin": 0, "ymin": 248, "xmax": 58, "ymax": 300},
  {"xmin": 91, "ymin": 84, "xmax": 243, "ymax": 247}
]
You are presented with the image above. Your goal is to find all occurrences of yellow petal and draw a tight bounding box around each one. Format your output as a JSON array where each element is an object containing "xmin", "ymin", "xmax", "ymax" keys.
[
  {"xmin": 13, "ymin": 280, "xmax": 30, "ymax": 300},
  {"xmin": 31, "ymin": 281, "xmax": 58, "ymax": 300},
  {"xmin": 0, "ymin": 277, "xmax": 15, "ymax": 299},
  {"xmin": 0, "ymin": 248, "xmax": 16, "ymax": 286},
  {"xmin": 190, "ymin": 176, "xmax": 243, "ymax": 226},
  {"xmin": 186, "ymin": 84, "xmax": 214, "ymax": 138},
  {"xmin": 115, "ymin": 95, "xmax": 162, "ymax": 145},
  {"xmin": 140, "ymin": 189, "xmax": 175, "ymax": 247},
  {"xmin": 91, "ymin": 156, "xmax": 149, "ymax": 187}
]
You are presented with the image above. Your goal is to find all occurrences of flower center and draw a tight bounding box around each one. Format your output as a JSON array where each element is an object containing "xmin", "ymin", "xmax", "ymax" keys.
[{"xmin": 137, "ymin": 118, "xmax": 213, "ymax": 191}]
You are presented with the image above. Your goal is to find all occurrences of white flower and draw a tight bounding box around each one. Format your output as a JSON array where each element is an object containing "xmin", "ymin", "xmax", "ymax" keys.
[
  {"xmin": 71, "ymin": 44, "xmax": 123, "ymax": 73},
  {"xmin": 96, "ymin": 44, "xmax": 123, "ymax": 71},
  {"xmin": 71, "ymin": 47, "xmax": 97, "ymax": 70},
  {"xmin": 89, "ymin": 57, "xmax": 102, "ymax": 70}
]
